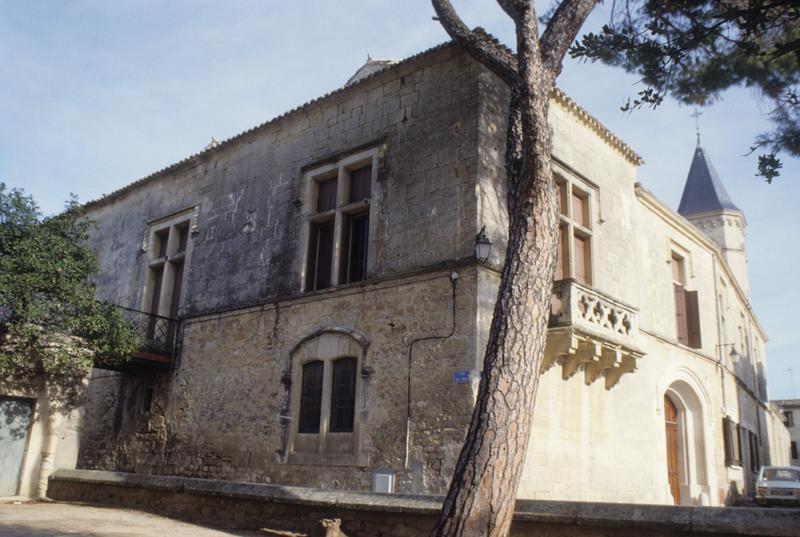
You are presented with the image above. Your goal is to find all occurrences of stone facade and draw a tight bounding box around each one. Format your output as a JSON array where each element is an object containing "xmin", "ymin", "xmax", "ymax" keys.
[
  {"xmin": 76, "ymin": 41, "xmax": 788, "ymax": 507},
  {"xmin": 772, "ymin": 399, "xmax": 800, "ymax": 466},
  {"xmin": 0, "ymin": 376, "xmax": 83, "ymax": 497}
]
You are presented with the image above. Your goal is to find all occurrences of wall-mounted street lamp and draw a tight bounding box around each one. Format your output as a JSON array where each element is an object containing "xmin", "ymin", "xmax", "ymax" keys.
[
  {"xmin": 717, "ymin": 343, "xmax": 742, "ymax": 364},
  {"xmin": 475, "ymin": 226, "xmax": 492, "ymax": 263}
]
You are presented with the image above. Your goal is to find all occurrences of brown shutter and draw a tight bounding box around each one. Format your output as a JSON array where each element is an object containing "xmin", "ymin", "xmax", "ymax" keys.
[
  {"xmin": 558, "ymin": 182, "xmax": 568, "ymax": 215},
  {"xmin": 555, "ymin": 226, "xmax": 566, "ymax": 280},
  {"xmin": 572, "ymin": 192, "xmax": 587, "ymax": 227},
  {"xmin": 723, "ymin": 418, "xmax": 732, "ymax": 466},
  {"xmin": 674, "ymin": 284, "xmax": 688, "ymax": 345},
  {"xmin": 574, "ymin": 235, "xmax": 588, "ymax": 284},
  {"xmin": 735, "ymin": 423, "xmax": 742, "ymax": 465},
  {"xmin": 685, "ymin": 290, "xmax": 702, "ymax": 349}
]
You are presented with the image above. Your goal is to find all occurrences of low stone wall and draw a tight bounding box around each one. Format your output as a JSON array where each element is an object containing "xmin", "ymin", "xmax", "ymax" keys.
[{"xmin": 48, "ymin": 470, "xmax": 799, "ymax": 537}]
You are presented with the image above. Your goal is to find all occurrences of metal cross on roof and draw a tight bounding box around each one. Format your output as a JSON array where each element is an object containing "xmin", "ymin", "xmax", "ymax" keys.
[{"xmin": 690, "ymin": 109, "xmax": 703, "ymax": 145}]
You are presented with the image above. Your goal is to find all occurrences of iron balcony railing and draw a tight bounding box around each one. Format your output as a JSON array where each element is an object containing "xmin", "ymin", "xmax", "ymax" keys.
[{"xmin": 117, "ymin": 306, "xmax": 178, "ymax": 360}]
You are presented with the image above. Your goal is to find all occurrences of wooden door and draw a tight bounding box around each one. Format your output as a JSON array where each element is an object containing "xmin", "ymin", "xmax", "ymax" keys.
[
  {"xmin": 664, "ymin": 395, "xmax": 680, "ymax": 505},
  {"xmin": 0, "ymin": 397, "xmax": 34, "ymax": 495}
]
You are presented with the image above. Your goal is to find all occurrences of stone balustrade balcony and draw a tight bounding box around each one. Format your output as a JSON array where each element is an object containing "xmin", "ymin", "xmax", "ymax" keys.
[{"xmin": 544, "ymin": 279, "xmax": 644, "ymax": 389}]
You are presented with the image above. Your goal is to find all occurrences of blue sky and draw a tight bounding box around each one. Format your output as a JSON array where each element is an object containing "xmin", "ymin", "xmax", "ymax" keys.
[{"xmin": 1, "ymin": 1, "xmax": 798, "ymax": 399}]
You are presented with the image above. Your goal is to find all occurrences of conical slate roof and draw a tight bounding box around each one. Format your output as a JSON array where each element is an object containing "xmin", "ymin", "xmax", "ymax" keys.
[{"xmin": 678, "ymin": 144, "xmax": 741, "ymax": 216}]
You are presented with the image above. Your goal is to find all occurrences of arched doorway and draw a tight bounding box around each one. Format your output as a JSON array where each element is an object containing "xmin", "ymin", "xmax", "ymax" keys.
[
  {"xmin": 663, "ymin": 381, "xmax": 710, "ymax": 505},
  {"xmin": 664, "ymin": 394, "xmax": 681, "ymax": 504}
]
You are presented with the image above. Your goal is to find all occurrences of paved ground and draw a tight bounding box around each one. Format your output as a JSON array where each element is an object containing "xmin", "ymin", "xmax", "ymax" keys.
[{"xmin": 0, "ymin": 501, "xmax": 265, "ymax": 537}]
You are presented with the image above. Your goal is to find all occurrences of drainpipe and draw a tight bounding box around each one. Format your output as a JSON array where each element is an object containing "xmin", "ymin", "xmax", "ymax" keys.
[{"xmin": 404, "ymin": 271, "xmax": 458, "ymax": 470}]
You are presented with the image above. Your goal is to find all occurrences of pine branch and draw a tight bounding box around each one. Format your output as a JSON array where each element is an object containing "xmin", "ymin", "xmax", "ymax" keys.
[
  {"xmin": 432, "ymin": 0, "xmax": 519, "ymax": 85},
  {"xmin": 540, "ymin": 0, "xmax": 599, "ymax": 75}
]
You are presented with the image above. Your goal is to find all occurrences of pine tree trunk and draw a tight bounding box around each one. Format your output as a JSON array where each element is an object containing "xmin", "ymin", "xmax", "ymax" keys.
[
  {"xmin": 430, "ymin": 57, "xmax": 559, "ymax": 537},
  {"xmin": 428, "ymin": 1, "xmax": 597, "ymax": 533}
]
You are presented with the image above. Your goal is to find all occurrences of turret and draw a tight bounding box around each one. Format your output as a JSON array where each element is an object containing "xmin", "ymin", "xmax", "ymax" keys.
[{"xmin": 677, "ymin": 142, "xmax": 749, "ymax": 295}]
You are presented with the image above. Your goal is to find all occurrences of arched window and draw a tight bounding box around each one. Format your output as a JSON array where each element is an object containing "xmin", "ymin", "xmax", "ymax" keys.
[
  {"xmin": 287, "ymin": 331, "xmax": 368, "ymax": 466},
  {"xmin": 299, "ymin": 361, "xmax": 324, "ymax": 433},
  {"xmin": 330, "ymin": 357, "xmax": 357, "ymax": 433}
]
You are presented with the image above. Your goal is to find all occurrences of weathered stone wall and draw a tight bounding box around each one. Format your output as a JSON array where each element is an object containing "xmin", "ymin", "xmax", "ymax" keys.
[
  {"xmin": 79, "ymin": 44, "xmax": 489, "ymax": 492},
  {"xmin": 48, "ymin": 470, "xmax": 800, "ymax": 537},
  {"xmin": 79, "ymin": 267, "xmax": 478, "ymax": 493},
  {"xmin": 84, "ymin": 44, "xmax": 482, "ymax": 317}
]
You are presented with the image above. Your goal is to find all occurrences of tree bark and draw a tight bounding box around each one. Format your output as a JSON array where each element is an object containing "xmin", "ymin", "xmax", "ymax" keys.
[
  {"xmin": 431, "ymin": 52, "xmax": 559, "ymax": 537},
  {"xmin": 430, "ymin": 1, "xmax": 597, "ymax": 535}
]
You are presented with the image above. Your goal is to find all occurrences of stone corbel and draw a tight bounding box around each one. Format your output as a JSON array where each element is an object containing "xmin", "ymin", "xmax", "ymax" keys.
[
  {"xmin": 604, "ymin": 354, "xmax": 639, "ymax": 390},
  {"xmin": 542, "ymin": 331, "xmax": 580, "ymax": 372},
  {"xmin": 584, "ymin": 345, "xmax": 622, "ymax": 385},
  {"xmin": 562, "ymin": 339, "xmax": 601, "ymax": 380}
]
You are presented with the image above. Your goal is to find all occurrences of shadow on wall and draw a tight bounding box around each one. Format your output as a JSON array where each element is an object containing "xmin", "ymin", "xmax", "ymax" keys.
[
  {"xmin": 0, "ymin": 397, "xmax": 34, "ymax": 440},
  {"xmin": 726, "ymin": 480, "xmax": 742, "ymax": 505}
]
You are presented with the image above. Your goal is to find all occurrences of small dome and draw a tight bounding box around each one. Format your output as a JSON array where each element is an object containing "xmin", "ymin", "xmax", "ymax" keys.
[{"xmin": 345, "ymin": 55, "xmax": 399, "ymax": 86}]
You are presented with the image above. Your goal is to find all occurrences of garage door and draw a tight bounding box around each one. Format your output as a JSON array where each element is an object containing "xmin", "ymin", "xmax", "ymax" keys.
[{"xmin": 0, "ymin": 397, "xmax": 34, "ymax": 496}]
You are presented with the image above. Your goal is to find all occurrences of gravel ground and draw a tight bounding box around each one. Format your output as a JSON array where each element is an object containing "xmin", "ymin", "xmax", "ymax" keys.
[{"xmin": 0, "ymin": 501, "xmax": 265, "ymax": 537}]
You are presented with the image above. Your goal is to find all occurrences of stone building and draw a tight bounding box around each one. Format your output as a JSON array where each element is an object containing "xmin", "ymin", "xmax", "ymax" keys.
[
  {"xmin": 773, "ymin": 399, "xmax": 800, "ymax": 465},
  {"xmin": 0, "ymin": 379, "xmax": 83, "ymax": 497},
  {"xmin": 72, "ymin": 40, "xmax": 789, "ymax": 506}
]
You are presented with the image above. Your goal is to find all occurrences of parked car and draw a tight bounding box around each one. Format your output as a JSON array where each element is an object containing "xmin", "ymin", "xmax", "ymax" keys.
[{"xmin": 756, "ymin": 466, "xmax": 800, "ymax": 507}]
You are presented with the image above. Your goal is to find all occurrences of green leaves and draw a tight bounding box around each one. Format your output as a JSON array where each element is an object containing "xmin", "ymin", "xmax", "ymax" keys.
[
  {"xmin": 570, "ymin": 0, "xmax": 800, "ymax": 180},
  {"xmin": 0, "ymin": 184, "xmax": 139, "ymax": 404}
]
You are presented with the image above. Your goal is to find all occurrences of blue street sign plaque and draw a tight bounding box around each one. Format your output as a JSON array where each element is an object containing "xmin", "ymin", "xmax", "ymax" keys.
[{"xmin": 453, "ymin": 369, "xmax": 472, "ymax": 384}]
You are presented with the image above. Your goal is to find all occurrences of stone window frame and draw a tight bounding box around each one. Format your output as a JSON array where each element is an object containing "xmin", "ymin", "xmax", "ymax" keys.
[
  {"xmin": 140, "ymin": 208, "xmax": 196, "ymax": 319},
  {"xmin": 669, "ymin": 248, "xmax": 702, "ymax": 349},
  {"xmin": 554, "ymin": 172, "xmax": 594, "ymax": 285},
  {"xmin": 285, "ymin": 330, "xmax": 370, "ymax": 467},
  {"xmin": 299, "ymin": 147, "xmax": 380, "ymax": 293}
]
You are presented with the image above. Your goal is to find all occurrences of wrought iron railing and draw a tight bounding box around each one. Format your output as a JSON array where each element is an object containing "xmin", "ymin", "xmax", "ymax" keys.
[{"xmin": 117, "ymin": 306, "xmax": 177, "ymax": 359}]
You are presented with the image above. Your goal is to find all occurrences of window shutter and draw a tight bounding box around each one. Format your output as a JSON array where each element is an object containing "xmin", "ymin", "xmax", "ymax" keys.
[
  {"xmin": 685, "ymin": 290, "xmax": 702, "ymax": 349},
  {"xmin": 571, "ymin": 192, "xmax": 587, "ymax": 228},
  {"xmin": 674, "ymin": 284, "xmax": 688, "ymax": 345},
  {"xmin": 723, "ymin": 418, "xmax": 733, "ymax": 466},
  {"xmin": 555, "ymin": 226, "xmax": 566, "ymax": 280},
  {"xmin": 735, "ymin": 423, "xmax": 742, "ymax": 465},
  {"xmin": 574, "ymin": 235, "xmax": 588, "ymax": 284},
  {"xmin": 750, "ymin": 431, "xmax": 760, "ymax": 471}
]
